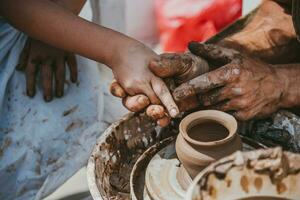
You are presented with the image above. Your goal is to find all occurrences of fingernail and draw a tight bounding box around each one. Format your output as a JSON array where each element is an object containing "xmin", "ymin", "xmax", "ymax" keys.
[
  {"xmin": 170, "ymin": 108, "xmax": 179, "ymax": 118},
  {"xmin": 137, "ymin": 96, "xmax": 145, "ymax": 104},
  {"xmin": 153, "ymin": 106, "xmax": 159, "ymax": 114}
]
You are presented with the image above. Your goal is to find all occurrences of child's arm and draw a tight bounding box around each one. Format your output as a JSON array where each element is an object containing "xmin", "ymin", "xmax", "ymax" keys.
[
  {"xmin": 1, "ymin": 0, "xmax": 132, "ymax": 66},
  {"xmin": 0, "ymin": 0, "xmax": 179, "ymax": 117}
]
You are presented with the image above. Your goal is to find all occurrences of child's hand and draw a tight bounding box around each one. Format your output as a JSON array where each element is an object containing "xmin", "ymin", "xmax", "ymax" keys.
[
  {"xmin": 109, "ymin": 42, "xmax": 180, "ymax": 118},
  {"xmin": 110, "ymin": 52, "xmax": 209, "ymax": 126},
  {"xmin": 17, "ymin": 38, "xmax": 77, "ymax": 102}
]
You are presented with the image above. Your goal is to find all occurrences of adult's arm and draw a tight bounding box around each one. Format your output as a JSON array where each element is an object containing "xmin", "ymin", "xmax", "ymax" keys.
[
  {"xmin": 217, "ymin": 0, "xmax": 300, "ymax": 64},
  {"xmin": 172, "ymin": 43, "xmax": 300, "ymax": 121}
]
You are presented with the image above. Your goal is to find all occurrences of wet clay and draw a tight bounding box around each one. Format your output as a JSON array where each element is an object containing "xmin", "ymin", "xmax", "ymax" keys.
[
  {"xmin": 152, "ymin": 53, "xmax": 209, "ymax": 84},
  {"xmin": 89, "ymin": 112, "xmax": 179, "ymax": 200},
  {"xmin": 157, "ymin": 52, "xmax": 209, "ymax": 113},
  {"xmin": 187, "ymin": 120, "xmax": 229, "ymax": 142}
]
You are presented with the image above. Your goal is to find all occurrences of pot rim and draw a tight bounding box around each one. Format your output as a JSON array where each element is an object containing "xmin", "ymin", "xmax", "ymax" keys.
[{"xmin": 179, "ymin": 110, "xmax": 237, "ymax": 147}]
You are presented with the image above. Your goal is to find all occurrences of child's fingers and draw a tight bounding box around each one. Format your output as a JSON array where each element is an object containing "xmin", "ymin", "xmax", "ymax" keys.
[
  {"xmin": 146, "ymin": 105, "xmax": 165, "ymax": 120},
  {"xmin": 41, "ymin": 60, "xmax": 53, "ymax": 102},
  {"xmin": 26, "ymin": 58, "xmax": 37, "ymax": 97},
  {"xmin": 17, "ymin": 40, "xmax": 30, "ymax": 71},
  {"xmin": 151, "ymin": 77, "xmax": 179, "ymax": 118},
  {"xmin": 110, "ymin": 79, "xmax": 126, "ymax": 98},
  {"xmin": 142, "ymin": 84, "xmax": 161, "ymax": 105},
  {"xmin": 122, "ymin": 94, "xmax": 150, "ymax": 112},
  {"xmin": 66, "ymin": 53, "xmax": 78, "ymax": 83},
  {"xmin": 55, "ymin": 59, "xmax": 65, "ymax": 97}
]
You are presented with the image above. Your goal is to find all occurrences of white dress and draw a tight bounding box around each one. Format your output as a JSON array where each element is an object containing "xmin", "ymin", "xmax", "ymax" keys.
[{"xmin": 0, "ymin": 2, "xmax": 127, "ymax": 200}]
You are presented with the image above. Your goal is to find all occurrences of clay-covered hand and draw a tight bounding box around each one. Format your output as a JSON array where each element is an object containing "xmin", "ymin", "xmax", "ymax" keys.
[
  {"xmin": 218, "ymin": 0, "xmax": 299, "ymax": 63},
  {"xmin": 110, "ymin": 52, "xmax": 209, "ymax": 126},
  {"xmin": 109, "ymin": 43, "xmax": 181, "ymax": 119},
  {"xmin": 17, "ymin": 38, "xmax": 77, "ymax": 101},
  {"xmin": 173, "ymin": 42, "xmax": 286, "ymax": 121}
]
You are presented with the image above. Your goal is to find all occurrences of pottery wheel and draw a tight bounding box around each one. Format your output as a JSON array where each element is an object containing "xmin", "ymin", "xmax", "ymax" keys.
[
  {"xmin": 143, "ymin": 142, "xmax": 192, "ymax": 200},
  {"xmin": 131, "ymin": 136, "xmax": 266, "ymax": 200}
]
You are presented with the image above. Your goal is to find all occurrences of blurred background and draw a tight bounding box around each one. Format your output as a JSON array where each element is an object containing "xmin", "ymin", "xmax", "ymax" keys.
[
  {"xmin": 81, "ymin": 0, "xmax": 261, "ymax": 52},
  {"xmin": 44, "ymin": 0, "xmax": 261, "ymax": 199},
  {"xmin": 96, "ymin": 0, "xmax": 261, "ymax": 51}
]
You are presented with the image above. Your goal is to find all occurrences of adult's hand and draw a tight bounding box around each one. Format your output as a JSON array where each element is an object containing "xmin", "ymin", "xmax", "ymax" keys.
[
  {"xmin": 17, "ymin": 38, "xmax": 77, "ymax": 101},
  {"xmin": 173, "ymin": 42, "xmax": 286, "ymax": 121}
]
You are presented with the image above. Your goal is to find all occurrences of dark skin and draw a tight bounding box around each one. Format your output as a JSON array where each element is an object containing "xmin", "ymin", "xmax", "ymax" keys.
[
  {"xmin": 17, "ymin": 0, "xmax": 85, "ymax": 102},
  {"xmin": 175, "ymin": 43, "xmax": 294, "ymax": 121},
  {"xmin": 17, "ymin": 39, "xmax": 77, "ymax": 101}
]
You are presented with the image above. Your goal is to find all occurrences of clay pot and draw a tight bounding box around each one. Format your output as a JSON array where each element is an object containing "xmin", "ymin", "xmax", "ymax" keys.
[{"xmin": 175, "ymin": 110, "xmax": 242, "ymax": 179}]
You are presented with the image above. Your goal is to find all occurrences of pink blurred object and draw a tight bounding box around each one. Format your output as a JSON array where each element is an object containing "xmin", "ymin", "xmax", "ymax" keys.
[{"xmin": 155, "ymin": 0, "xmax": 242, "ymax": 52}]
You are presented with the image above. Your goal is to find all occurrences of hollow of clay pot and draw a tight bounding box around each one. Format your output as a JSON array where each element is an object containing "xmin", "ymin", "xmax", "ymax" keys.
[{"xmin": 175, "ymin": 110, "xmax": 242, "ymax": 179}]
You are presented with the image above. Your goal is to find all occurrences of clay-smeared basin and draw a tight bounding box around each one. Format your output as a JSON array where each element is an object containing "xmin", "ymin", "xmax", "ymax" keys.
[
  {"xmin": 185, "ymin": 147, "xmax": 300, "ymax": 200},
  {"xmin": 87, "ymin": 112, "xmax": 179, "ymax": 200}
]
